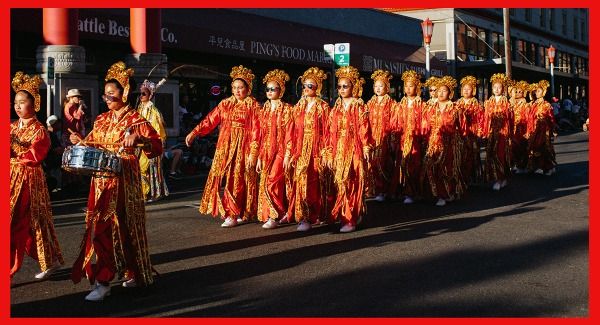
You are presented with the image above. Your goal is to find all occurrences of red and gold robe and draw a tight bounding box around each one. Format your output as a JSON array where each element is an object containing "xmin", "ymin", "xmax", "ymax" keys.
[
  {"xmin": 285, "ymin": 98, "xmax": 330, "ymax": 224},
  {"xmin": 422, "ymin": 101, "xmax": 465, "ymax": 200},
  {"xmin": 10, "ymin": 118, "xmax": 64, "ymax": 277},
  {"xmin": 527, "ymin": 99, "xmax": 556, "ymax": 172},
  {"xmin": 192, "ymin": 96, "xmax": 261, "ymax": 220},
  {"xmin": 71, "ymin": 107, "xmax": 162, "ymax": 287},
  {"xmin": 365, "ymin": 94, "xmax": 396, "ymax": 196},
  {"xmin": 327, "ymin": 98, "xmax": 372, "ymax": 226},
  {"xmin": 456, "ymin": 96, "xmax": 484, "ymax": 184},
  {"xmin": 257, "ymin": 100, "xmax": 293, "ymax": 222},
  {"xmin": 392, "ymin": 96, "xmax": 425, "ymax": 198},
  {"xmin": 482, "ymin": 96, "xmax": 513, "ymax": 182},
  {"xmin": 511, "ymin": 98, "xmax": 533, "ymax": 170}
]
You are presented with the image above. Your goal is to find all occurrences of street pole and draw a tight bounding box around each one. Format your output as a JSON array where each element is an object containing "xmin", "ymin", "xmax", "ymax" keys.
[
  {"xmin": 550, "ymin": 62, "xmax": 555, "ymax": 98},
  {"xmin": 425, "ymin": 43, "xmax": 431, "ymax": 80},
  {"xmin": 503, "ymin": 8, "xmax": 512, "ymax": 79},
  {"xmin": 331, "ymin": 57, "xmax": 336, "ymax": 105}
]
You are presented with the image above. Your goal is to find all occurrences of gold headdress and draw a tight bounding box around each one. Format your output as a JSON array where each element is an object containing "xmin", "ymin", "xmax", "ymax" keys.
[
  {"xmin": 435, "ymin": 76, "xmax": 458, "ymax": 99},
  {"xmin": 262, "ymin": 69, "xmax": 290, "ymax": 98},
  {"xmin": 12, "ymin": 72, "xmax": 42, "ymax": 112},
  {"xmin": 105, "ymin": 61, "xmax": 134, "ymax": 103},
  {"xmin": 336, "ymin": 66, "xmax": 362, "ymax": 98},
  {"xmin": 371, "ymin": 69, "xmax": 393, "ymax": 90},
  {"xmin": 536, "ymin": 79, "xmax": 550, "ymax": 90},
  {"xmin": 402, "ymin": 70, "xmax": 422, "ymax": 96},
  {"xmin": 514, "ymin": 80, "xmax": 530, "ymax": 96},
  {"xmin": 490, "ymin": 73, "xmax": 508, "ymax": 87},
  {"xmin": 530, "ymin": 80, "xmax": 550, "ymax": 99},
  {"xmin": 424, "ymin": 76, "xmax": 439, "ymax": 88},
  {"xmin": 230, "ymin": 65, "xmax": 255, "ymax": 92},
  {"xmin": 460, "ymin": 75, "xmax": 478, "ymax": 96},
  {"xmin": 301, "ymin": 67, "xmax": 328, "ymax": 97}
]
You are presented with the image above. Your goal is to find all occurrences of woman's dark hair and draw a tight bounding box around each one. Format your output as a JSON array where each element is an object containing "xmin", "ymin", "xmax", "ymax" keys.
[
  {"xmin": 233, "ymin": 78, "xmax": 249, "ymax": 89},
  {"xmin": 105, "ymin": 78, "xmax": 136, "ymax": 105},
  {"xmin": 17, "ymin": 90, "xmax": 35, "ymax": 103}
]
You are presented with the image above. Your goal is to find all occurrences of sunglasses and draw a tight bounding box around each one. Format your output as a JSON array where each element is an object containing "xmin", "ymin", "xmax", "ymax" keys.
[
  {"xmin": 141, "ymin": 92, "xmax": 150, "ymax": 97},
  {"xmin": 302, "ymin": 83, "xmax": 316, "ymax": 90},
  {"xmin": 102, "ymin": 94, "xmax": 120, "ymax": 102},
  {"xmin": 337, "ymin": 84, "xmax": 350, "ymax": 90},
  {"xmin": 265, "ymin": 86, "xmax": 280, "ymax": 93}
]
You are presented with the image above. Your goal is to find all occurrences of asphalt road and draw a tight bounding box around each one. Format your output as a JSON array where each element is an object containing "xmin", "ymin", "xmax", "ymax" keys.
[{"xmin": 10, "ymin": 130, "xmax": 589, "ymax": 317}]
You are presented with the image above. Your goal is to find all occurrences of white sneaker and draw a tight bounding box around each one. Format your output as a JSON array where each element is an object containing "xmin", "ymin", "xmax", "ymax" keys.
[
  {"xmin": 340, "ymin": 223, "xmax": 356, "ymax": 233},
  {"xmin": 122, "ymin": 278, "xmax": 137, "ymax": 288},
  {"xmin": 435, "ymin": 198, "xmax": 446, "ymax": 206},
  {"xmin": 221, "ymin": 217, "xmax": 238, "ymax": 228},
  {"xmin": 374, "ymin": 194, "xmax": 385, "ymax": 202},
  {"xmin": 403, "ymin": 196, "xmax": 414, "ymax": 204},
  {"xmin": 262, "ymin": 219, "xmax": 278, "ymax": 229},
  {"xmin": 545, "ymin": 168, "xmax": 556, "ymax": 176},
  {"xmin": 296, "ymin": 221, "xmax": 311, "ymax": 232},
  {"xmin": 492, "ymin": 182, "xmax": 501, "ymax": 191},
  {"xmin": 534, "ymin": 168, "xmax": 544, "ymax": 175},
  {"xmin": 85, "ymin": 282, "xmax": 111, "ymax": 301},
  {"xmin": 279, "ymin": 214, "xmax": 291, "ymax": 224},
  {"xmin": 236, "ymin": 217, "xmax": 244, "ymax": 223},
  {"xmin": 34, "ymin": 264, "xmax": 60, "ymax": 280}
]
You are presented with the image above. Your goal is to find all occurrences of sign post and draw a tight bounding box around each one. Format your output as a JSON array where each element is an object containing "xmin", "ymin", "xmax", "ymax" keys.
[
  {"xmin": 47, "ymin": 57, "xmax": 55, "ymax": 118},
  {"xmin": 324, "ymin": 44, "xmax": 335, "ymax": 102},
  {"xmin": 334, "ymin": 43, "xmax": 350, "ymax": 67}
]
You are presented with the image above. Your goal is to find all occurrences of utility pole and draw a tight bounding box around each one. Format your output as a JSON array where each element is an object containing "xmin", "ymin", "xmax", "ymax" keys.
[{"xmin": 503, "ymin": 8, "xmax": 512, "ymax": 79}]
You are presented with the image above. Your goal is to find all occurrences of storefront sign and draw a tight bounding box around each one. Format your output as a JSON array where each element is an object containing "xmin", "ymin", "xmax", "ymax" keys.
[
  {"xmin": 363, "ymin": 55, "xmax": 443, "ymax": 77},
  {"xmin": 78, "ymin": 16, "xmax": 178, "ymax": 44}
]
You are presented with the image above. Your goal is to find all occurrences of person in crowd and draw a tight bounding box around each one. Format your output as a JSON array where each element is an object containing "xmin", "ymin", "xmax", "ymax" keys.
[
  {"xmin": 326, "ymin": 66, "xmax": 372, "ymax": 233},
  {"xmin": 137, "ymin": 79, "xmax": 169, "ymax": 202},
  {"xmin": 510, "ymin": 80, "xmax": 532, "ymax": 174},
  {"xmin": 527, "ymin": 80, "xmax": 557, "ymax": 176},
  {"xmin": 10, "ymin": 72, "xmax": 64, "ymax": 281},
  {"xmin": 481, "ymin": 73, "xmax": 513, "ymax": 191},
  {"xmin": 185, "ymin": 65, "xmax": 261, "ymax": 228},
  {"xmin": 69, "ymin": 62, "xmax": 162, "ymax": 301},
  {"xmin": 44, "ymin": 115, "xmax": 65, "ymax": 192},
  {"xmin": 256, "ymin": 69, "xmax": 293, "ymax": 229},
  {"xmin": 455, "ymin": 75, "xmax": 484, "ymax": 185},
  {"xmin": 62, "ymin": 88, "xmax": 87, "ymax": 145}
]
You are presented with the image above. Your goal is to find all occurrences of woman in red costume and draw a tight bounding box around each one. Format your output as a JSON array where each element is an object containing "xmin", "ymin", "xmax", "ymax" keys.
[
  {"xmin": 422, "ymin": 76, "xmax": 465, "ymax": 206},
  {"xmin": 256, "ymin": 69, "xmax": 293, "ymax": 229},
  {"xmin": 481, "ymin": 73, "xmax": 513, "ymax": 191},
  {"xmin": 186, "ymin": 65, "xmax": 261, "ymax": 228},
  {"xmin": 455, "ymin": 75, "xmax": 484, "ymax": 185},
  {"xmin": 365, "ymin": 69, "xmax": 396, "ymax": 202},
  {"xmin": 10, "ymin": 72, "xmax": 64, "ymax": 280},
  {"xmin": 527, "ymin": 80, "xmax": 557, "ymax": 175},
  {"xmin": 69, "ymin": 62, "xmax": 163, "ymax": 301},
  {"xmin": 510, "ymin": 80, "xmax": 532, "ymax": 174},
  {"xmin": 283, "ymin": 67, "xmax": 330, "ymax": 232},
  {"xmin": 326, "ymin": 66, "xmax": 372, "ymax": 233},
  {"xmin": 392, "ymin": 70, "xmax": 425, "ymax": 204}
]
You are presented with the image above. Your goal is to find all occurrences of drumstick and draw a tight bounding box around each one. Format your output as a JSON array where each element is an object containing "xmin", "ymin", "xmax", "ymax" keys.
[{"xmin": 82, "ymin": 141, "xmax": 146, "ymax": 148}]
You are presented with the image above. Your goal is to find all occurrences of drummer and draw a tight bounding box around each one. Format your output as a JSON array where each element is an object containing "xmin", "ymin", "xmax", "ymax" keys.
[{"xmin": 68, "ymin": 62, "xmax": 163, "ymax": 301}]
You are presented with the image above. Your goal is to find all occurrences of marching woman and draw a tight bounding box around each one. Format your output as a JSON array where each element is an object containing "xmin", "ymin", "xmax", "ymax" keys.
[
  {"xmin": 527, "ymin": 80, "xmax": 557, "ymax": 175},
  {"xmin": 510, "ymin": 80, "xmax": 532, "ymax": 174},
  {"xmin": 326, "ymin": 66, "xmax": 372, "ymax": 233},
  {"xmin": 137, "ymin": 79, "xmax": 169, "ymax": 202},
  {"xmin": 455, "ymin": 75, "xmax": 484, "ymax": 185},
  {"xmin": 392, "ymin": 70, "xmax": 425, "ymax": 204},
  {"xmin": 256, "ymin": 69, "xmax": 294, "ymax": 229},
  {"xmin": 10, "ymin": 72, "xmax": 64, "ymax": 280},
  {"xmin": 69, "ymin": 62, "xmax": 163, "ymax": 301},
  {"xmin": 481, "ymin": 73, "xmax": 513, "ymax": 191},
  {"xmin": 283, "ymin": 67, "xmax": 330, "ymax": 231},
  {"xmin": 186, "ymin": 65, "xmax": 261, "ymax": 227},
  {"xmin": 422, "ymin": 76, "xmax": 465, "ymax": 206},
  {"xmin": 365, "ymin": 69, "xmax": 396, "ymax": 202}
]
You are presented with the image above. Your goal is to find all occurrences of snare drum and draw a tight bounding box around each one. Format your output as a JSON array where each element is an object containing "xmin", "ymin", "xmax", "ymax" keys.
[{"xmin": 61, "ymin": 145, "xmax": 122, "ymax": 176}]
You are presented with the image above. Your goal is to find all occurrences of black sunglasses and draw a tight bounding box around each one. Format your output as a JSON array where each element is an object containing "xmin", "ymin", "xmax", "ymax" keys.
[
  {"xmin": 337, "ymin": 84, "xmax": 350, "ymax": 89},
  {"xmin": 265, "ymin": 86, "xmax": 281, "ymax": 93},
  {"xmin": 102, "ymin": 94, "xmax": 120, "ymax": 102},
  {"xmin": 302, "ymin": 83, "xmax": 316, "ymax": 90}
]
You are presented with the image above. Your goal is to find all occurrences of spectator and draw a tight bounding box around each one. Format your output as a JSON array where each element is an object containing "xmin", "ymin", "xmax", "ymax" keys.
[
  {"xmin": 163, "ymin": 146, "xmax": 184, "ymax": 178},
  {"xmin": 44, "ymin": 115, "xmax": 64, "ymax": 192},
  {"xmin": 61, "ymin": 89, "xmax": 87, "ymax": 146},
  {"xmin": 551, "ymin": 97, "xmax": 561, "ymax": 120},
  {"xmin": 562, "ymin": 97, "xmax": 573, "ymax": 120}
]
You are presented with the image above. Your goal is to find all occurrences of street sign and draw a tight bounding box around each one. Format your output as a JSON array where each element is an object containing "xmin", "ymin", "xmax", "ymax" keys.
[
  {"xmin": 335, "ymin": 43, "xmax": 350, "ymax": 67},
  {"xmin": 47, "ymin": 57, "xmax": 55, "ymax": 80},
  {"xmin": 323, "ymin": 44, "xmax": 335, "ymax": 61}
]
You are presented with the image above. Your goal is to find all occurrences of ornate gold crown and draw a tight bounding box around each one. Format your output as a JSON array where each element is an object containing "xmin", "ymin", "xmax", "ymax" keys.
[
  {"xmin": 536, "ymin": 80, "xmax": 550, "ymax": 90},
  {"xmin": 371, "ymin": 69, "xmax": 393, "ymax": 88},
  {"xmin": 435, "ymin": 76, "xmax": 458, "ymax": 99},
  {"xmin": 12, "ymin": 71, "xmax": 42, "ymax": 112},
  {"xmin": 336, "ymin": 66, "xmax": 361, "ymax": 98},
  {"xmin": 514, "ymin": 80, "xmax": 530, "ymax": 92},
  {"xmin": 301, "ymin": 67, "xmax": 328, "ymax": 96},
  {"xmin": 230, "ymin": 65, "xmax": 255, "ymax": 92},
  {"xmin": 262, "ymin": 69, "xmax": 290, "ymax": 98},
  {"xmin": 402, "ymin": 70, "xmax": 421, "ymax": 85},
  {"xmin": 490, "ymin": 73, "xmax": 508, "ymax": 86},
  {"xmin": 424, "ymin": 76, "xmax": 440, "ymax": 88},
  {"xmin": 460, "ymin": 75, "xmax": 478, "ymax": 96},
  {"xmin": 105, "ymin": 61, "xmax": 134, "ymax": 103}
]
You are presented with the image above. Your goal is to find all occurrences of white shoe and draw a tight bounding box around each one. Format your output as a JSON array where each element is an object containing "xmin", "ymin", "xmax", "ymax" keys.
[
  {"xmin": 435, "ymin": 198, "xmax": 446, "ymax": 206},
  {"xmin": 34, "ymin": 264, "xmax": 60, "ymax": 280},
  {"xmin": 296, "ymin": 221, "xmax": 311, "ymax": 232},
  {"xmin": 374, "ymin": 194, "xmax": 385, "ymax": 202},
  {"xmin": 534, "ymin": 168, "xmax": 544, "ymax": 175},
  {"xmin": 262, "ymin": 219, "xmax": 278, "ymax": 229},
  {"xmin": 85, "ymin": 282, "xmax": 111, "ymax": 301},
  {"xmin": 492, "ymin": 182, "xmax": 501, "ymax": 191},
  {"xmin": 279, "ymin": 214, "xmax": 291, "ymax": 224},
  {"xmin": 403, "ymin": 196, "xmax": 414, "ymax": 204},
  {"xmin": 340, "ymin": 223, "xmax": 356, "ymax": 233},
  {"xmin": 236, "ymin": 217, "xmax": 245, "ymax": 223},
  {"xmin": 122, "ymin": 278, "xmax": 137, "ymax": 288},
  {"xmin": 500, "ymin": 179, "xmax": 508, "ymax": 188},
  {"xmin": 221, "ymin": 217, "xmax": 238, "ymax": 228},
  {"xmin": 545, "ymin": 168, "xmax": 556, "ymax": 176}
]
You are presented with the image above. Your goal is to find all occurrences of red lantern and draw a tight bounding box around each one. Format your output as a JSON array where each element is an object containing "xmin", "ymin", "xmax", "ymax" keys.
[
  {"xmin": 421, "ymin": 17, "xmax": 434, "ymax": 45},
  {"xmin": 547, "ymin": 45, "xmax": 556, "ymax": 64}
]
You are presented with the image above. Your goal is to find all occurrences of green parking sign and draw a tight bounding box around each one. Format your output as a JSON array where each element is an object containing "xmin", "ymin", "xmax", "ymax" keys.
[{"xmin": 335, "ymin": 43, "xmax": 350, "ymax": 67}]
